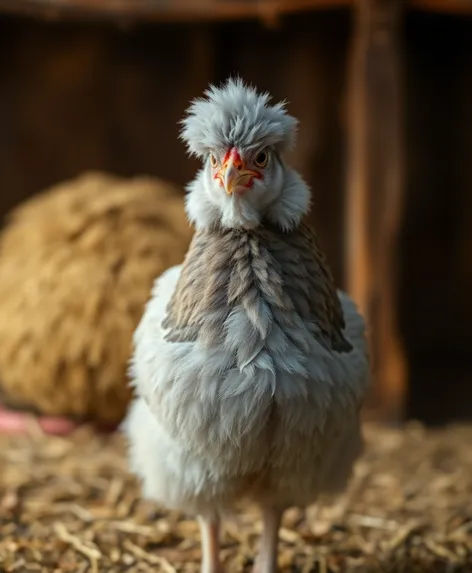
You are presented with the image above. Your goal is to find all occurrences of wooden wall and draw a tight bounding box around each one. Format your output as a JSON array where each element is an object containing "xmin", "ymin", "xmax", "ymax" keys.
[
  {"xmin": 0, "ymin": 11, "xmax": 350, "ymax": 281},
  {"xmin": 402, "ymin": 11, "xmax": 472, "ymax": 424},
  {"xmin": 0, "ymin": 9, "xmax": 471, "ymax": 424}
]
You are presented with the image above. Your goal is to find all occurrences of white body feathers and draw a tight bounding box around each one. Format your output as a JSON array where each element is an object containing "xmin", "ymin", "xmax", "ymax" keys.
[{"xmin": 124, "ymin": 264, "xmax": 369, "ymax": 515}]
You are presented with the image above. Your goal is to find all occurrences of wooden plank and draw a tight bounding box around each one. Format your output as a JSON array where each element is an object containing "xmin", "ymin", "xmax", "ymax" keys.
[
  {"xmin": 411, "ymin": 0, "xmax": 472, "ymax": 15},
  {"xmin": 0, "ymin": 0, "xmax": 348, "ymax": 22},
  {"xmin": 345, "ymin": 0, "xmax": 406, "ymax": 423},
  {"xmin": 0, "ymin": 0, "xmax": 470, "ymax": 21}
]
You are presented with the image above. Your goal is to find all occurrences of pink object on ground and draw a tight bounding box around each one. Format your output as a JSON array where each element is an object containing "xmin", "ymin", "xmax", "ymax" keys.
[{"xmin": 0, "ymin": 403, "xmax": 117, "ymax": 435}]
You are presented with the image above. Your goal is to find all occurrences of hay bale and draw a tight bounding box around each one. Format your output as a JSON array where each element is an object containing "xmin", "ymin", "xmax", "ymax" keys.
[{"xmin": 0, "ymin": 172, "xmax": 192, "ymax": 426}]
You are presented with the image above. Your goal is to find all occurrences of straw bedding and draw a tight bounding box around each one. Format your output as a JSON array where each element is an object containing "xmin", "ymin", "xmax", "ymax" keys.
[{"xmin": 0, "ymin": 422, "xmax": 471, "ymax": 572}]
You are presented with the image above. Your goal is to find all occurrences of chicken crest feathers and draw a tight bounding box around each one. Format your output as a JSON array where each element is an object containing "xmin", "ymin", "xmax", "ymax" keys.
[{"xmin": 179, "ymin": 77, "xmax": 298, "ymax": 159}]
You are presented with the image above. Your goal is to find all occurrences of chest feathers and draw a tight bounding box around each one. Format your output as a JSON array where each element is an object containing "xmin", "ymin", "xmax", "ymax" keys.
[
  {"xmin": 163, "ymin": 222, "xmax": 351, "ymax": 368},
  {"xmin": 139, "ymin": 222, "xmax": 358, "ymax": 453}
]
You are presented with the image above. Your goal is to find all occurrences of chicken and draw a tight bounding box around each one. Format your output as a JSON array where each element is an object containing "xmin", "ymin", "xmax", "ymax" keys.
[{"xmin": 123, "ymin": 78, "xmax": 370, "ymax": 573}]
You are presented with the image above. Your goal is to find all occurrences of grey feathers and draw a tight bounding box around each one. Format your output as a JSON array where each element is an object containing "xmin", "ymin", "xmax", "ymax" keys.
[
  {"xmin": 180, "ymin": 77, "xmax": 298, "ymax": 159},
  {"xmin": 163, "ymin": 223, "xmax": 351, "ymax": 355}
]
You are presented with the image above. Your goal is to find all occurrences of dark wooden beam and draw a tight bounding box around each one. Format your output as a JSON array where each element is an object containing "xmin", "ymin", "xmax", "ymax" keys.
[
  {"xmin": 0, "ymin": 0, "xmax": 470, "ymax": 22},
  {"xmin": 411, "ymin": 0, "xmax": 472, "ymax": 15},
  {"xmin": 0, "ymin": 0, "xmax": 348, "ymax": 23},
  {"xmin": 345, "ymin": 0, "xmax": 406, "ymax": 423}
]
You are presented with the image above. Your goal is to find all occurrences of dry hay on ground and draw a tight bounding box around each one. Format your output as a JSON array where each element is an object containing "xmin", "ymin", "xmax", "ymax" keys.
[{"xmin": 0, "ymin": 422, "xmax": 471, "ymax": 572}]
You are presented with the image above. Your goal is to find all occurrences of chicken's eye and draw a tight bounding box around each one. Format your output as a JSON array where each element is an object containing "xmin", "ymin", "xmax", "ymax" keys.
[
  {"xmin": 209, "ymin": 154, "xmax": 218, "ymax": 168},
  {"xmin": 254, "ymin": 149, "xmax": 269, "ymax": 168}
]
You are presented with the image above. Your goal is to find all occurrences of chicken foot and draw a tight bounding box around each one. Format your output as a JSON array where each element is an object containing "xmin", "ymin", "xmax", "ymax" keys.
[
  {"xmin": 253, "ymin": 507, "xmax": 283, "ymax": 573},
  {"xmin": 198, "ymin": 514, "xmax": 224, "ymax": 573}
]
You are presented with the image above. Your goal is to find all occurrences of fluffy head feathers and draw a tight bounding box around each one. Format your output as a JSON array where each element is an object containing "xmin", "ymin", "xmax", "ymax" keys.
[
  {"xmin": 180, "ymin": 77, "xmax": 298, "ymax": 159},
  {"xmin": 180, "ymin": 78, "xmax": 309, "ymax": 232}
]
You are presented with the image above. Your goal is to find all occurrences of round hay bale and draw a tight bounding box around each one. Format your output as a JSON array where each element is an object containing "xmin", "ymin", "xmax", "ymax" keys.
[{"xmin": 0, "ymin": 171, "xmax": 192, "ymax": 426}]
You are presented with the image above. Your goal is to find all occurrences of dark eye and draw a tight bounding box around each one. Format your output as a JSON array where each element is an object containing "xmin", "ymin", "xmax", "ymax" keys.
[
  {"xmin": 209, "ymin": 154, "xmax": 218, "ymax": 168},
  {"xmin": 254, "ymin": 149, "xmax": 269, "ymax": 168}
]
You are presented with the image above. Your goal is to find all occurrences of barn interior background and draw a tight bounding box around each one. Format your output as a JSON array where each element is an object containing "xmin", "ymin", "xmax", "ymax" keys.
[
  {"xmin": 0, "ymin": 0, "xmax": 471, "ymax": 426},
  {"xmin": 0, "ymin": 1, "xmax": 472, "ymax": 571}
]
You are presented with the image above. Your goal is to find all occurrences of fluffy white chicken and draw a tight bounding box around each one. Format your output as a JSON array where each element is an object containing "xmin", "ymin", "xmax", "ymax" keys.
[{"xmin": 124, "ymin": 78, "xmax": 370, "ymax": 573}]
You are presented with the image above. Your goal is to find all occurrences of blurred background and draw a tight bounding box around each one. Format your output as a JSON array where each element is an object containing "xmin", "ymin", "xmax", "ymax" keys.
[{"xmin": 0, "ymin": 0, "xmax": 471, "ymax": 427}]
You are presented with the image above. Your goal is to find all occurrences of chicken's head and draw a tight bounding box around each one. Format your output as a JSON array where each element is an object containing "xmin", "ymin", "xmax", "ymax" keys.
[{"xmin": 180, "ymin": 77, "xmax": 310, "ymax": 231}]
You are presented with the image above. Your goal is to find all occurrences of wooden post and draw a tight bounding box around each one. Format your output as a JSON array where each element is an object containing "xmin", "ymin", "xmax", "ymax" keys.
[{"xmin": 345, "ymin": 0, "xmax": 406, "ymax": 423}]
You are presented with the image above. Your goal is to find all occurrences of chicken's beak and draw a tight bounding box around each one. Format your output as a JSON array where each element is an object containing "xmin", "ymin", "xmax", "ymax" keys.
[{"xmin": 221, "ymin": 150, "xmax": 259, "ymax": 195}]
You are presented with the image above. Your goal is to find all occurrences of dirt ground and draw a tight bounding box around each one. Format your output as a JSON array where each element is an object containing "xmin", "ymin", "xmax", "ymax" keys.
[{"xmin": 0, "ymin": 421, "xmax": 471, "ymax": 572}]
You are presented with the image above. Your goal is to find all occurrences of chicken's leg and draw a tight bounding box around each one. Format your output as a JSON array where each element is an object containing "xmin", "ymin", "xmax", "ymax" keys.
[
  {"xmin": 253, "ymin": 507, "xmax": 283, "ymax": 573},
  {"xmin": 198, "ymin": 514, "xmax": 223, "ymax": 573}
]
